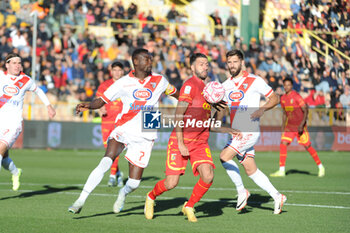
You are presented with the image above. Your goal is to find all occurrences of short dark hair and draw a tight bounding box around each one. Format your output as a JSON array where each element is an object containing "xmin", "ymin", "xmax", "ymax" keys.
[
  {"xmin": 5, "ymin": 53, "xmax": 21, "ymax": 63},
  {"xmin": 283, "ymin": 77, "xmax": 293, "ymax": 85},
  {"xmin": 111, "ymin": 61, "xmax": 124, "ymax": 69},
  {"xmin": 189, "ymin": 53, "xmax": 207, "ymax": 66},
  {"xmin": 226, "ymin": 49, "xmax": 244, "ymax": 60},
  {"xmin": 132, "ymin": 48, "xmax": 149, "ymax": 63}
]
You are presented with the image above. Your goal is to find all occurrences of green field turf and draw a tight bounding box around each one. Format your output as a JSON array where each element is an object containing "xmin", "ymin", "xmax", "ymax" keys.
[{"xmin": 0, "ymin": 149, "xmax": 349, "ymax": 233}]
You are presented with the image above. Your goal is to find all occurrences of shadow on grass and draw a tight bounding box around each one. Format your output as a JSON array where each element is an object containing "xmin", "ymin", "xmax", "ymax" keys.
[
  {"xmin": 195, "ymin": 193, "xmax": 276, "ymax": 218},
  {"xmin": 73, "ymin": 211, "xmax": 115, "ymax": 219},
  {"xmin": 0, "ymin": 185, "xmax": 80, "ymax": 200},
  {"xmin": 286, "ymin": 169, "xmax": 313, "ymax": 176}
]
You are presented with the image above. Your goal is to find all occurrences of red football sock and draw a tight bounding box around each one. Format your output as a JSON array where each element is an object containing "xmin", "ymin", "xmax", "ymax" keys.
[
  {"xmin": 148, "ymin": 179, "xmax": 168, "ymax": 200},
  {"xmin": 307, "ymin": 146, "xmax": 321, "ymax": 165},
  {"xmin": 186, "ymin": 178, "xmax": 212, "ymax": 208},
  {"xmin": 279, "ymin": 144, "xmax": 287, "ymax": 167},
  {"xmin": 110, "ymin": 157, "xmax": 120, "ymax": 176}
]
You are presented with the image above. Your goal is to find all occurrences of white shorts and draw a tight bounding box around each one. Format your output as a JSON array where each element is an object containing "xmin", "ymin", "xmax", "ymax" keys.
[
  {"xmin": 0, "ymin": 122, "xmax": 22, "ymax": 149},
  {"xmin": 109, "ymin": 128, "xmax": 155, "ymax": 168},
  {"xmin": 225, "ymin": 132, "xmax": 260, "ymax": 164}
]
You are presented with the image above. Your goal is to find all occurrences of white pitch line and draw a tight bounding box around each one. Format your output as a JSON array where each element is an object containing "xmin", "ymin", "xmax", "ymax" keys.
[
  {"xmin": 1, "ymin": 189, "xmax": 350, "ymax": 210},
  {"xmin": 1, "ymin": 182, "xmax": 350, "ymax": 195}
]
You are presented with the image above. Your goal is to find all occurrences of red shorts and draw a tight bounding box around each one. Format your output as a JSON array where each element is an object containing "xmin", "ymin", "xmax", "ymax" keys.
[
  {"xmin": 165, "ymin": 137, "xmax": 215, "ymax": 176},
  {"xmin": 281, "ymin": 127, "xmax": 311, "ymax": 146},
  {"xmin": 101, "ymin": 123, "xmax": 115, "ymax": 148}
]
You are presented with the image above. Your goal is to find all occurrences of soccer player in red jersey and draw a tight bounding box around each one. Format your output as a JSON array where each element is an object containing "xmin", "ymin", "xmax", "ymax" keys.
[
  {"xmin": 96, "ymin": 61, "xmax": 124, "ymax": 187},
  {"xmin": 270, "ymin": 78, "xmax": 325, "ymax": 177},
  {"xmin": 144, "ymin": 53, "xmax": 239, "ymax": 222}
]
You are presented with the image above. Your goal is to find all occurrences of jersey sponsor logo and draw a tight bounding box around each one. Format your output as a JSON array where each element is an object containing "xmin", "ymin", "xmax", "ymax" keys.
[
  {"xmin": 3, "ymin": 85, "xmax": 19, "ymax": 96},
  {"xmin": 228, "ymin": 90, "xmax": 244, "ymax": 102},
  {"xmin": 184, "ymin": 85, "xmax": 191, "ymax": 94},
  {"xmin": 202, "ymin": 102, "xmax": 211, "ymax": 110},
  {"xmin": 133, "ymin": 88, "xmax": 152, "ymax": 101}
]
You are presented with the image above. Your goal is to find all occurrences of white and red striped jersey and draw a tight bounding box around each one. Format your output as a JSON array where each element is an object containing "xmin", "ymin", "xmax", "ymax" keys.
[
  {"xmin": 222, "ymin": 71, "xmax": 273, "ymax": 133},
  {"xmin": 0, "ymin": 70, "xmax": 38, "ymax": 122},
  {"xmin": 101, "ymin": 71, "xmax": 175, "ymax": 140}
]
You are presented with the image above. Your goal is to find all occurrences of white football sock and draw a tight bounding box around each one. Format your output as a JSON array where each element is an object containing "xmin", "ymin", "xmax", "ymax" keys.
[
  {"xmin": 221, "ymin": 160, "xmax": 245, "ymax": 193},
  {"xmin": 77, "ymin": 157, "xmax": 113, "ymax": 204},
  {"xmin": 279, "ymin": 166, "xmax": 285, "ymax": 172},
  {"xmin": 120, "ymin": 178, "xmax": 141, "ymax": 196},
  {"xmin": 318, "ymin": 164, "xmax": 324, "ymax": 169},
  {"xmin": 2, "ymin": 156, "xmax": 18, "ymax": 175},
  {"xmin": 110, "ymin": 174, "xmax": 116, "ymax": 179},
  {"xmin": 249, "ymin": 169, "xmax": 279, "ymax": 200}
]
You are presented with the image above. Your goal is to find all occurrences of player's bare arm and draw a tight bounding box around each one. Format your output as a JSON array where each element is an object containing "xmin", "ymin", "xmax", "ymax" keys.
[
  {"xmin": 175, "ymin": 100, "xmax": 189, "ymax": 156},
  {"xmin": 298, "ymin": 104, "xmax": 309, "ymax": 135},
  {"xmin": 282, "ymin": 109, "xmax": 287, "ymax": 132},
  {"xmin": 47, "ymin": 105, "xmax": 56, "ymax": 119},
  {"xmin": 251, "ymin": 92, "xmax": 279, "ymax": 120},
  {"xmin": 76, "ymin": 98, "xmax": 106, "ymax": 114},
  {"xmin": 211, "ymin": 100, "xmax": 227, "ymax": 111}
]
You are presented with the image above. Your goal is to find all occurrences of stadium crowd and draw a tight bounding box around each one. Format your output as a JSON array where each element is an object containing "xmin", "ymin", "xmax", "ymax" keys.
[{"xmin": 0, "ymin": 0, "xmax": 349, "ymax": 113}]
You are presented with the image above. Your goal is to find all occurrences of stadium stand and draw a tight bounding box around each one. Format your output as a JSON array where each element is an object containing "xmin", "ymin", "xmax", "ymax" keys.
[{"xmin": 0, "ymin": 0, "xmax": 349, "ymax": 124}]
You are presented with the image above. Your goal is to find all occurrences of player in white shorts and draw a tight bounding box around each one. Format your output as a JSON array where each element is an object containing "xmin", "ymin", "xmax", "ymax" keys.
[
  {"xmin": 68, "ymin": 49, "xmax": 179, "ymax": 214},
  {"xmin": 216, "ymin": 49, "xmax": 287, "ymax": 214},
  {"xmin": 0, "ymin": 53, "xmax": 56, "ymax": 191}
]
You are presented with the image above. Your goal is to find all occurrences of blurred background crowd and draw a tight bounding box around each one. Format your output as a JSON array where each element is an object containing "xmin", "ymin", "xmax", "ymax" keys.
[{"xmin": 0, "ymin": 0, "xmax": 349, "ymax": 121}]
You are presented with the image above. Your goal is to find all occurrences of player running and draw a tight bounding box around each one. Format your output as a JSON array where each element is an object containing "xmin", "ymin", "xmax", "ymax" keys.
[
  {"xmin": 144, "ymin": 53, "xmax": 240, "ymax": 222},
  {"xmin": 96, "ymin": 61, "xmax": 125, "ymax": 187},
  {"xmin": 68, "ymin": 49, "xmax": 179, "ymax": 214},
  {"xmin": 217, "ymin": 49, "xmax": 286, "ymax": 214},
  {"xmin": 0, "ymin": 53, "xmax": 56, "ymax": 191},
  {"xmin": 270, "ymin": 77, "xmax": 325, "ymax": 177}
]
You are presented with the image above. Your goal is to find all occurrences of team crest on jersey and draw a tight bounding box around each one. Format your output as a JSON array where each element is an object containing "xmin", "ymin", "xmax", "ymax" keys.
[
  {"xmin": 150, "ymin": 82, "xmax": 156, "ymax": 89},
  {"xmin": 133, "ymin": 88, "xmax": 153, "ymax": 100},
  {"xmin": 228, "ymin": 90, "xmax": 244, "ymax": 102},
  {"xmin": 3, "ymin": 85, "xmax": 19, "ymax": 96},
  {"xmin": 243, "ymin": 83, "xmax": 248, "ymax": 89}
]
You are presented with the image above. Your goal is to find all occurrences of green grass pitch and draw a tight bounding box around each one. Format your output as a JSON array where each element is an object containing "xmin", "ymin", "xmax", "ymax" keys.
[{"xmin": 0, "ymin": 149, "xmax": 349, "ymax": 233}]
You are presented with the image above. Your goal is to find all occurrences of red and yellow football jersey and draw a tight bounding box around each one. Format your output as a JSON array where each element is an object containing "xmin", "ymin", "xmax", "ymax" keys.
[
  {"xmin": 96, "ymin": 78, "xmax": 123, "ymax": 124},
  {"xmin": 170, "ymin": 75, "xmax": 211, "ymax": 143},
  {"xmin": 280, "ymin": 90, "xmax": 306, "ymax": 131}
]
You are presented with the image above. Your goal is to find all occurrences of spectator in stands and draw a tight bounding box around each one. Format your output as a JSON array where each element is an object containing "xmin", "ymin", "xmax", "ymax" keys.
[
  {"xmin": 166, "ymin": 4, "xmax": 178, "ymax": 23},
  {"xmin": 226, "ymin": 11, "xmax": 237, "ymax": 36},
  {"xmin": 290, "ymin": 0, "xmax": 300, "ymax": 19},
  {"xmin": 165, "ymin": 62, "xmax": 182, "ymax": 91},
  {"xmin": 127, "ymin": 2, "xmax": 138, "ymax": 19},
  {"xmin": 339, "ymin": 85, "xmax": 350, "ymax": 109},
  {"xmin": 211, "ymin": 10, "xmax": 223, "ymax": 37},
  {"xmin": 273, "ymin": 15, "xmax": 287, "ymax": 38}
]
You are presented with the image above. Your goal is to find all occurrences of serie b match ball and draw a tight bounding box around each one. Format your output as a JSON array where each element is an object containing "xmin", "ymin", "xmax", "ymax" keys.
[{"xmin": 203, "ymin": 81, "xmax": 225, "ymax": 104}]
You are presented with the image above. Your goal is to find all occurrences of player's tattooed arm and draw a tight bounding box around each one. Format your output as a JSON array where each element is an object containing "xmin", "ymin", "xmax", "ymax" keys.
[
  {"xmin": 175, "ymin": 101, "xmax": 190, "ymax": 157},
  {"xmin": 75, "ymin": 98, "xmax": 106, "ymax": 114},
  {"xmin": 211, "ymin": 100, "xmax": 227, "ymax": 111}
]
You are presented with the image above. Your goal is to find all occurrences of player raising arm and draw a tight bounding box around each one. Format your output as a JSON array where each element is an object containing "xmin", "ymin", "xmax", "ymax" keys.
[
  {"xmin": 0, "ymin": 53, "xmax": 56, "ymax": 191},
  {"xmin": 216, "ymin": 49, "xmax": 286, "ymax": 214},
  {"xmin": 68, "ymin": 49, "xmax": 179, "ymax": 214}
]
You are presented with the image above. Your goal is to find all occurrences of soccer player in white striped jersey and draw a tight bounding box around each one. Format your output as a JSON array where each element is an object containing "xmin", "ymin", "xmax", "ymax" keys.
[
  {"xmin": 0, "ymin": 53, "xmax": 56, "ymax": 191},
  {"xmin": 68, "ymin": 49, "xmax": 179, "ymax": 214},
  {"xmin": 216, "ymin": 49, "xmax": 286, "ymax": 214}
]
